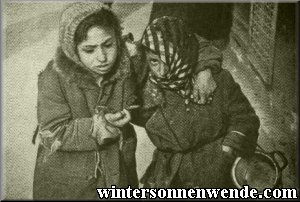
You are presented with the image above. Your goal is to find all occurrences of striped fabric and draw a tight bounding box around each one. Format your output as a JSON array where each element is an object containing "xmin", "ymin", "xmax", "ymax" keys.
[{"xmin": 141, "ymin": 16, "xmax": 199, "ymax": 110}]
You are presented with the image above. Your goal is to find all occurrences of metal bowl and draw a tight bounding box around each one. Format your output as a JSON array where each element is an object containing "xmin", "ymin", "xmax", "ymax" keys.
[{"xmin": 231, "ymin": 150, "xmax": 287, "ymax": 192}]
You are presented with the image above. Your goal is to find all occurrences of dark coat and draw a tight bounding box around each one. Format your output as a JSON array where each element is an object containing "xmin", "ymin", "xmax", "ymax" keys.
[
  {"xmin": 33, "ymin": 46, "xmax": 139, "ymax": 200},
  {"xmin": 140, "ymin": 69, "xmax": 260, "ymax": 188}
]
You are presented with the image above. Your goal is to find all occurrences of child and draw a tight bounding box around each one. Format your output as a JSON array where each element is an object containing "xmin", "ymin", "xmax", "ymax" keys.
[
  {"xmin": 33, "ymin": 3, "xmax": 139, "ymax": 199},
  {"xmin": 139, "ymin": 16, "xmax": 260, "ymax": 188}
]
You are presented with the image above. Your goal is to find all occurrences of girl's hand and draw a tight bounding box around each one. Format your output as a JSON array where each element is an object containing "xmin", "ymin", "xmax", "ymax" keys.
[
  {"xmin": 91, "ymin": 113, "xmax": 121, "ymax": 145},
  {"xmin": 105, "ymin": 109, "xmax": 131, "ymax": 127},
  {"xmin": 192, "ymin": 68, "xmax": 217, "ymax": 104}
]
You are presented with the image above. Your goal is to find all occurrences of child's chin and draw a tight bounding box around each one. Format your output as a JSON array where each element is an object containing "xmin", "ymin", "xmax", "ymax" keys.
[{"xmin": 94, "ymin": 68, "xmax": 111, "ymax": 75}]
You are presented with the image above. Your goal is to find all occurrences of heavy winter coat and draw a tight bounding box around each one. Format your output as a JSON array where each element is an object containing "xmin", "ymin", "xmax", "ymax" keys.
[
  {"xmin": 33, "ymin": 45, "xmax": 139, "ymax": 200},
  {"xmin": 140, "ymin": 69, "xmax": 260, "ymax": 188}
]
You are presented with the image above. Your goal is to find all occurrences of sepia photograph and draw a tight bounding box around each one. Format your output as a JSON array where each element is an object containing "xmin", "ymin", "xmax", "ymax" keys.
[{"xmin": 1, "ymin": 0, "xmax": 298, "ymax": 200}]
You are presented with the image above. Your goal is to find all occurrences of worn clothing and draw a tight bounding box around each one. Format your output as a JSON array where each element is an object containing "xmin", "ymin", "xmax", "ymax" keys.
[
  {"xmin": 33, "ymin": 3, "xmax": 225, "ymax": 198},
  {"xmin": 140, "ymin": 70, "xmax": 260, "ymax": 188},
  {"xmin": 138, "ymin": 17, "xmax": 256, "ymax": 188},
  {"xmin": 33, "ymin": 45, "xmax": 139, "ymax": 200},
  {"xmin": 33, "ymin": 3, "xmax": 139, "ymax": 200}
]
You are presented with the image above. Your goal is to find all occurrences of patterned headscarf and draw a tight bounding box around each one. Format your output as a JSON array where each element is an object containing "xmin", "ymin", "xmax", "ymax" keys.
[{"xmin": 141, "ymin": 16, "xmax": 199, "ymax": 109}]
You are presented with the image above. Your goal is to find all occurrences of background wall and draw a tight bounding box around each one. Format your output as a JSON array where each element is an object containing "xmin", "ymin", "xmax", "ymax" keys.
[{"xmin": 229, "ymin": 3, "xmax": 297, "ymax": 188}]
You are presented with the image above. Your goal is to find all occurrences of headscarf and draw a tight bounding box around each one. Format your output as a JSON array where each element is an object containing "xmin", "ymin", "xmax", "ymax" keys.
[{"xmin": 141, "ymin": 16, "xmax": 199, "ymax": 110}]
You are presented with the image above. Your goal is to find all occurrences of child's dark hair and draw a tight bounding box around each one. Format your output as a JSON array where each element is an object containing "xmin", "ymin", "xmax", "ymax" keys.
[{"xmin": 74, "ymin": 8, "xmax": 122, "ymax": 47}]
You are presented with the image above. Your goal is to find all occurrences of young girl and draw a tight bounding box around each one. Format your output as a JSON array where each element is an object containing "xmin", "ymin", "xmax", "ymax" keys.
[
  {"xmin": 139, "ymin": 16, "xmax": 260, "ymax": 188},
  {"xmin": 33, "ymin": 3, "xmax": 139, "ymax": 200}
]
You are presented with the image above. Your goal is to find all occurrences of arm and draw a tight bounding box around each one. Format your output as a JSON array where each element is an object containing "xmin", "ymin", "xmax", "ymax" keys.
[
  {"xmin": 194, "ymin": 34, "xmax": 223, "ymax": 74},
  {"xmin": 123, "ymin": 38, "xmax": 153, "ymax": 127},
  {"xmin": 192, "ymin": 34, "xmax": 223, "ymax": 104},
  {"xmin": 221, "ymin": 70, "xmax": 260, "ymax": 157},
  {"xmin": 124, "ymin": 34, "xmax": 149, "ymax": 89},
  {"xmin": 124, "ymin": 72, "xmax": 154, "ymax": 128},
  {"xmin": 37, "ymin": 62, "xmax": 97, "ymax": 152}
]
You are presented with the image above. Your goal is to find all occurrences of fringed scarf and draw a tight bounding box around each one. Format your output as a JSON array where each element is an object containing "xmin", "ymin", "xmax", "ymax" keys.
[{"xmin": 141, "ymin": 16, "xmax": 199, "ymax": 111}]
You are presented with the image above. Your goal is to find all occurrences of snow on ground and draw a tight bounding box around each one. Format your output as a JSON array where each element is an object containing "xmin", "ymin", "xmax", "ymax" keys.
[{"xmin": 4, "ymin": 28, "xmax": 59, "ymax": 199}]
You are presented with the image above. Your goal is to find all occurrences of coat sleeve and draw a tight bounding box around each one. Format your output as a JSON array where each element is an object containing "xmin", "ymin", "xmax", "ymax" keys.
[
  {"xmin": 127, "ymin": 41, "xmax": 149, "ymax": 88},
  {"xmin": 221, "ymin": 70, "xmax": 260, "ymax": 156},
  {"xmin": 126, "ymin": 70, "xmax": 155, "ymax": 128},
  {"xmin": 37, "ymin": 62, "xmax": 98, "ymax": 152},
  {"xmin": 194, "ymin": 34, "xmax": 223, "ymax": 74},
  {"xmin": 124, "ymin": 40, "xmax": 154, "ymax": 127}
]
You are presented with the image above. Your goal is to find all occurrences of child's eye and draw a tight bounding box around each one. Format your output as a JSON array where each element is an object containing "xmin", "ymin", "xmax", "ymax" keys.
[
  {"xmin": 150, "ymin": 59, "xmax": 159, "ymax": 66},
  {"xmin": 83, "ymin": 49, "xmax": 94, "ymax": 54},
  {"xmin": 103, "ymin": 43, "xmax": 113, "ymax": 48}
]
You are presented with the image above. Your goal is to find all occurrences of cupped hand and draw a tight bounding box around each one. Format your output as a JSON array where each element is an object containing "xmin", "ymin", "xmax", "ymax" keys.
[
  {"xmin": 91, "ymin": 113, "xmax": 121, "ymax": 145},
  {"xmin": 105, "ymin": 109, "xmax": 131, "ymax": 127}
]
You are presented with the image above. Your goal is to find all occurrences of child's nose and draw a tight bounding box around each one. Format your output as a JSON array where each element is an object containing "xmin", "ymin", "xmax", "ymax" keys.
[
  {"xmin": 159, "ymin": 63, "xmax": 169, "ymax": 77},
  {"xmin": 96, "ymin": 48, "xmax": 106, "ymax": 62}
]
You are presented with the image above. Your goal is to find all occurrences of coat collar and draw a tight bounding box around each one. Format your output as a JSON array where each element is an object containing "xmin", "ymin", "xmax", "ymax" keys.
[{"xmin": 53, "ymin": 44, "xmax": 132, "ymax": 89}]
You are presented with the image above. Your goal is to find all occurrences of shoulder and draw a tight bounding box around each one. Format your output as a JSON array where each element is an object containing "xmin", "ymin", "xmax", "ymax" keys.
[
  {"xmin": 39, "ymin": 47, "xmax": 71, "ymax": 82},
  {"xmin": 123, "ymin": 37, "xmax": 148, "ymax": 82},
  {"xmin": 40, "ymin": 47, "xmax": 90, "ymax": 86},
  {"xmin": 214, "ymin": 69, "xmax": 234, "ymax": 81},
  {"xmin": 125, "ymin": 40, "xmax": 145, "ymax": 70},
  {"xmin": 38, "ymin": 59, "xmax": 65, "ymax": 93},
  {"xmin": 122, "ymin": 33, "xmax": 140, "ymax": 58},
  {"xmin": 122, "ymin": 33, "xmax": 144, "ymax": 62},
  {"xmin": 38, "ymin": 60, "xmax": 58, "ymax": 81},
  {"xmin": 125, "ymin": 40, "xmax": 139, "ymax": 58}
]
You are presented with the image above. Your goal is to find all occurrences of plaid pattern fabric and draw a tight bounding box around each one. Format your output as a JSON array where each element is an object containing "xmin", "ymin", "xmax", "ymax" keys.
[{"xmin": 141, "ymin": 16, "xmax": 199, "ymax": 110}]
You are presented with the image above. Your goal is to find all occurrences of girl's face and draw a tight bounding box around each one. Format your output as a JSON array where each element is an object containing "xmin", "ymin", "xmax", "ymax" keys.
[
  {"xmin": 146, "ymin": 51, "xmax": 169, "ymax": 78},
  {"xmin": 77, "ymin": 26, "xmax": 118, "ymax": 75}
]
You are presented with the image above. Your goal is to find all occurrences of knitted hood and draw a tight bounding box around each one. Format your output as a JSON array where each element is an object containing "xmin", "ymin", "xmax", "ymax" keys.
[
  {"xmin": 54, "ymin": 3, "xmax": 132, "ymax": 87},
  {"xmin": 59, "ymin": 2, "xmax": 111, "ymax": 66}
]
